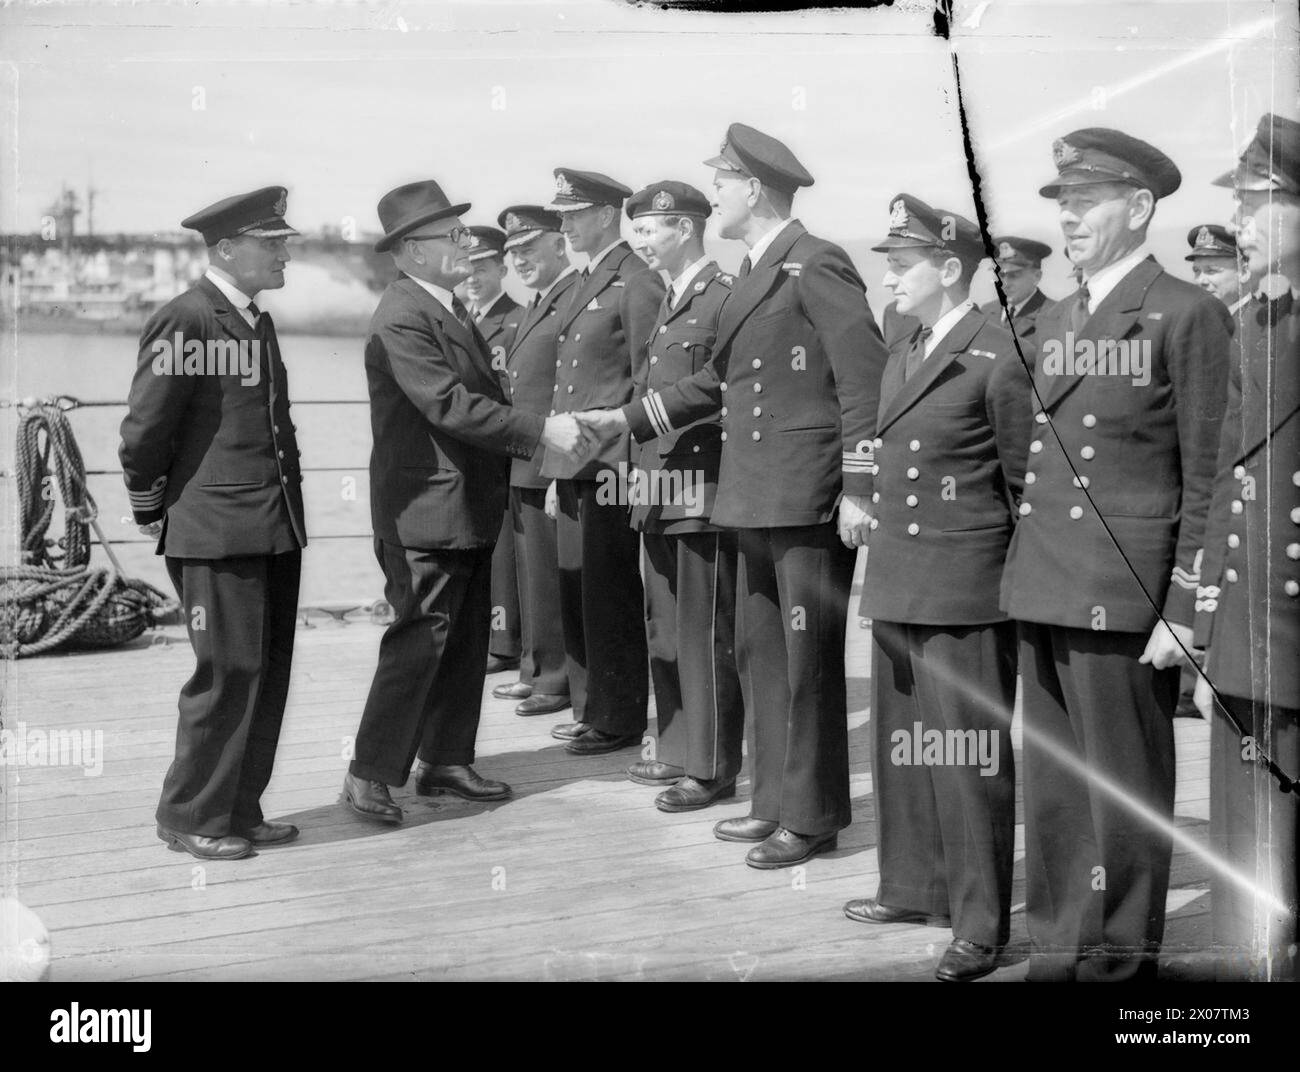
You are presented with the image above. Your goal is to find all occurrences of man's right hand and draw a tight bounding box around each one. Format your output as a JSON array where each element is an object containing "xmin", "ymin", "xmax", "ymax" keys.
[
  {"xmin": 540, "ymin": 414, "xmax": 597, "ymax": 459},
  {"xmin": 138, "ymin": 521, "xmax": 163, "ymax": 538},
  {"xmin": 573, "ymin": 408, "xmax": 629, "ymax": 437}
]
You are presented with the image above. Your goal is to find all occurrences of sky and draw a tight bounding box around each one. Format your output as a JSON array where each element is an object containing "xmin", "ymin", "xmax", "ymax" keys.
[{"xmin": 1, "ymin": 0, "xmax": 1296, "ymax": 306}]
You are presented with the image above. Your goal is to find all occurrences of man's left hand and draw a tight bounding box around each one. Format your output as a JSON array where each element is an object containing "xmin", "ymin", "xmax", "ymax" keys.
[
  {"xmin": 1138, "ymin": 620, "xmax": 1195, "ymax": 670},
  {"xmin": 837, "ymin": 494, "xmax": 872, "ymax": 549}
]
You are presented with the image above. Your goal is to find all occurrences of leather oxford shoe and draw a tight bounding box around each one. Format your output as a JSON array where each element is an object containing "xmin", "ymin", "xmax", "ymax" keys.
[
  {"xmin": 486, "ymin": 654, "xmax": 520, "ymax": 674},
  {"xmin": 936, "ymin": 938, "xmax": 1001, "ymax": 982},
  {"xmin": 235, "ymin": 820, "xmax": 299, "ymax": 846},
  {"xmin": 713, "ymin": 816, "xmax": 779, "ymax": 843},
  {"xmin": 517, "ymin": 693, "xmax": 571, "ymax": 716},
  {"xmin": 342, "ymin": 771, "xmax": 403, "ymax": 824},
  {"xmin": 745, "ymin": 827, "xmax": 838, "ymax": 869},
  {"xmin": 843, "ymin": 898, "xmax": 951, "ymax": 927},
  {"xmin": 656, "ymin": 776, "xmax": 736, "ymax": 812},
  {"xmin": 156, "ymin": 825, "xmax": 252, "ymax": 861},
  {"xmin": 566, "ymin": 729, "xmax": 641, "ymax": 756},
  {"xmin": 414, "ymin": 764, "xmax": 511, "ymax": 801},
  {"xmin": 492, "ymin": 681, "xmax": 533, "ymax": 700},
  {"xmin": 626, "ymin": 760, "xmax": 685, "ymax": 786},
  {"xmin": 550, "ymin": 721, "xmax": 589, "ymax": 741}
]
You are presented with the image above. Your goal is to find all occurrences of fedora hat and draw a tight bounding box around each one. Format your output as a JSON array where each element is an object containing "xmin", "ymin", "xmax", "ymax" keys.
[{"xmin": 374, "ymin": 180, "xmax": 471, "ymax": 253}]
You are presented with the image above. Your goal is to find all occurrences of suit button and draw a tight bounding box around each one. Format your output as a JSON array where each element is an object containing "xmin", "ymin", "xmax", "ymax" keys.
[
  {"xmin": 567, "ymin": 385, "xmax": 574, "ymax": 393},
  {"xmin": 1082, "ymin": 414, "xmax": 1096, "ymax": 427},
  {"xmin": 693, "ymin": 445, "xmax": 700, "ymax": 453},
  {"xmin": 1292, "ymin": 507, "xmax": 1300, "ymax": 524},
  {"xmin": 906, "ymin": 467, "xmax": 918, "ymax": 480},
  {"xmin": 278, "ymin": 450, "xmax": 285, "ymax": 459},
  {"xmin": 572, "ymin": 359, "xmax": 578, "ymax": 366},
  {"xmin": 1287, "ymin": 579, "xmax": 1300, "ymax": 597},
  {"xmin": 556, "ymin": 360, "xmax": 561, "ymax": 367},
  {"xmin": 906, "ymin": 494, "xmax": 918, "ymax": 507},
  {"xmin": 574, "ymin": 333, "xmax": 581, "ymax": 341},
  {"xmin": 512, "ymin": 371, "xmax": 519, "ymax": 378},
  {"xmin": 720, "ymin": 431, "xmax": 727, "ymax": 442},
  {"xmin": 1072, "ymin": 475, "xmax": 1090, "ymax": 489},
  {"xmin": 752, "ymin": 431, "xmax": 761, "ymax": 441},
  {"xmin": 553, "ymin": 384, "xmax": 559, "ymax": 391},
  {"xmin": 874, "ymin": 438, "xmax": 883, "ymax": 449},
  {"xmin": 1069, "ymin": 506, "xmax": 1084, "ymax": 519},
  {"xmin": 1226, "ymin": 568, "xmax": 1239, "ymax": 583},
  {"xmin": 753, "ymin": 383, "xmax": 762, "ymax": 393},
  {"xmin": 273, "ymin": 425, "xmax": 280, "ymax": 433},
  {"xmin": 1019, "ymin": 502, "xmax": 1032, "ymax": 516},
  {"xmin": 752, "ymin": 359, "xmax": 762, "ymax": 369},
  {"xmin": 869, "ymin": 517, "xmax": 879, "ymax": 531},
  {"xmin": 559, "ymin": 334, "xmax": 566, "ymax": 342},
  {"xmin": 1029, "ymin": 440, "xmax": 1043, "ymax": 454},
  {"xmin": 1234, "ymin": 465, "xmax": 1246, "ymax": 479},
  {"xmin": 721, "ymin": 406, "xmax": 728, "ymax": 417},
  {"xmin": 907, "ymin": 522, "xmax": 920, "ymax": 536},
  {"xmin": 1288, "ymin": 542, "xmax": 1300, "ymax": 560},
  {"xmin": 659, "ymin": 326, "xmax": 667, "ymax": 334},
  {"xmin": 1080, "ymin": 445, "xmax": 1095, "ymax": 460},
  {"xmin": 650, "ymin": 356, "xmax": 658, "ymax": 364},
  {"xmin": 1228, "ymin": 533, "xmax": 1240, "ymax": 548},
  {"xmin": 282, "ymin": 475, "xmax": 289, "ymax": 484},
  {"xmin": 871, "ymin": 492, "xmax": 880, "ymax": 503},
  {"xmin": 720, "ymin": 382, "xmax": 728, "ymax": 392},
  {"xmin": 1025, "ymin": 472, "xmax": 1036, "ymax": 485},
  {"xmin": 1294, "ymin": 471, "xmax": 1300, "ymax": 487},
  {"xmin": 1035, "ymin": 412, "xmax": 1048, "ymax": 424},
  {"xmin": 550, "ymin": 409, "xmax": 556, "ymax": 416},
  {"xmin": 753, "ymin": 406, "xmax": 761, "ymax": 417},
  {"xmin": 909, "ymin": 440, "xmax": 920, "ymax": 452},
  {"xmin": 1232, "ymin": 500, "xmax": 1243, "ymax": 514}
]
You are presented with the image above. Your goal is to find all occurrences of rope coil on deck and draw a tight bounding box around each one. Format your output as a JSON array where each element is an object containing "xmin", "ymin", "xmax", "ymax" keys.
[{"xmin": 1, "ymin": 399, "xmax": 176, "ymax": 658}]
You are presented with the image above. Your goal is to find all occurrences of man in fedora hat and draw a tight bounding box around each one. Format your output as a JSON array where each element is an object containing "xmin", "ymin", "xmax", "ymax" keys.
[
  {"xmin": 341, "ymin": 180, "xmax": 594, "ymax": 824},
  {"xmin": 120, "ymin": 186, "xmax": 305, "ymax": 861}
]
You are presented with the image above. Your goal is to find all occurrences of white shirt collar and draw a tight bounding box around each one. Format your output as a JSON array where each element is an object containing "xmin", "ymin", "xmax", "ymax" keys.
[
  {"xmin": 205, "ymin": 268, "xmax": 255, "ymax": 310},
  {"xmin": 670, "ymin": 256, "xmax": 712, "ymax": 306},
  {"xmin": 404, "ymin": 272, "xmax": 457, "ymax": 317},
  {"xmin": 539, "ymin": 264, "xmax": 577, "ymax": 303},
  {"xmin": 1082, "ymin": 245, "xmax": 1150, "ymax": 313},
  {"xmin": 587, "ymin": 239, "xmax": 623, "ymax": 272},
  {"xmin": 924, "ymin": 300, "xmax": 976, "ymax": 358},
  {"xmin": 744, "ymin": 217, "xmax": 794, "ymax": 271}
]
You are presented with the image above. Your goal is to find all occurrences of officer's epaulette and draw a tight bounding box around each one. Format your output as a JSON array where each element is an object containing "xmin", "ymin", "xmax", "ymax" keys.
[{"xmin": 715, "ymin": 269, "xmax": 734, "ymax": 287}]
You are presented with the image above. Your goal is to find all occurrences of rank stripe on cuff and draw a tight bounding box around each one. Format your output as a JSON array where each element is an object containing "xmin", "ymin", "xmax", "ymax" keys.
[
  {"xmin": 1170, "ymin": 565, "xmax": 1200, "ymax": 590},
  {"xmin": 643, "ymin": 392, "xmax": 673, "ymax": 438}
]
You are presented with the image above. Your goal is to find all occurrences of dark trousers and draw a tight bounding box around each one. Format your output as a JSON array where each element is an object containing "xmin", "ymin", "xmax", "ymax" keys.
[
  {"xmin": 158, "ymin": 551, "xmax": 301, "ymax": 837},
  {"xmin": 513, "ymin": 486, "xmax": 568, "ymax": 696},
  {"xmin": 488, "ymin": 508, "xmax": 523, "ymax": 663},
  {"xmin": 736, "ymin": 523, "xmax": 854, "ymax": 835},
  {"xmin": 1210, "ymin": 694, "xmax": 1298, "ymax": 980},
  {"xmin": 642, "ymin": 530, "xmax": 744, "ymax": 781},
  {"xmin": 555, "ymin": 478, "xmax": 647, "ymax": 734},
  {"xmin": 1019, "ymin": 621, "xmax": 1179, "ymax": 981},
  {"xmin": 871, "ymin": 619, "xmax": 1018, "ymax": 948},
  {"xmin": 350, "ymin": 538, "xmax": 493, "ymax": 786}
]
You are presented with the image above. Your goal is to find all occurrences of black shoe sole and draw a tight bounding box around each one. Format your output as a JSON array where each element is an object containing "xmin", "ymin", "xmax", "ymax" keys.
[
  {"xmin": 713, "ymin": 825, "xmax": 779, "ymax": 843},
  {"xmin": 341, "ymin": 791, "xmax": 403, "ymax": 825},
  {"xmin": 414, "ymin": 783, "xmax": 511, "ymax": 802},
  {"xmin": 844, "ymin": 905, "xmax": 951, "ymax": 927},
  {"xmin": 936, "ymin": 961, "xmax": 999, "ymax": 983},
  {"xmin": 655, "ymin": 785, "xmax": 737, "ymax": 812},
  {"xmin": 157, "ymin": 828, "xmax": 252, "ymax": 861},
  {"xmin": 745, "ymin": 834, "xmax": 838, "ymax": 869},
  {"xmin": 565, "ymin": 736, "xmax": 640, "ymax": 756},
  {"xmin": 240, "ymin": 830, "xmax": 300, "ymax": 847}
]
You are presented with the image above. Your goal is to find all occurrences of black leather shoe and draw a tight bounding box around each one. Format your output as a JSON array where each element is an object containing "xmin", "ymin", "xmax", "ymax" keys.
[
  {"xmin": 656, "ymin": 776, "xmax": 736, "ymax": 812},
  {"xmin": 626, "ymin": 760, "xmax": 685, "ymax": 786},
  {"xmin": 745, "ymin": 827, "xmax": 838, "ymax": 869},
  {"xmin": 342, "ymin": 771, "xmax": 403, "ymax": 824},
  {"xmin": 235, "ymin": 820, "xmax": 299, "ymax": 846},
  {"xmin": 517, "ymin": 693, "xmax": 572, "ymax": 716},
  {"xmin": 936, "ymin": 938, "xmax": 1001, "ymax": 982},
  {"xmin": 550, "ymin": 721, "xmax": 589, "ymax": 741},
  {"xmin": 157, "ymin": 824, "xmax": 252, "ymax": 861},
  {"xmin": 843, "ymin": 898, "xmax": 951, "ymax": 927},
  {"xmin": 493, "ymin": 681, "xmax": 533, "ymax": 700},
  {"xmin": 713, "ymin": 816, "xmax": 779, "ymax": 843},
  {"xmin": 565, "ymin": 729, "xmax": 641, "ymax": 756},
  {"xmin": 414, "ymin": 764, "xmax": 511, "ymax": 801},
  {"xmin": 486, "ymin": 654, "xmax": 520, "ymax": 674}
]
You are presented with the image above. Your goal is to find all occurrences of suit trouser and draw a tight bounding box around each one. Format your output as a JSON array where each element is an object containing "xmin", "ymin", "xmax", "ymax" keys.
[
  {"xmin": 736, "ymin": 523, "xmax": 854, "ymax": 835},
  {"xmin": 1019, "ymin": 621, "xmax": 1178, "ymax": 981},
  {"xmin": 1210, "ymin": 694, "xmax": 1298, "ymax": 980},
  {"xmin": 488, "ymin": 508, "xmax": 524, "ymax": 664},
  {"xmin": 555, "ymin": 478, "xmax": 647, "ymax": 735},
  {"xmin": 158, "ymin": 550, "xmax": 301, "ymax": 837},
  {"xmin": 871, "ymin": 619, "xmax": 1017, "ymax": 948},
  {"xmin": 350, "ymin": 538, "xmax": 493, "ymax": 786},
  {"xmin": 642, "ymin": 530, "xmax": 744, "ymax": 781},
  {"xmin": 513, "ymin": 486, "xmax": 569, "ymax": 696}
]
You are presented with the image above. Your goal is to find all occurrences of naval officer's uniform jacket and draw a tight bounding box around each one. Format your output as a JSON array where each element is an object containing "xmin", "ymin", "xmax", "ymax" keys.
[
  {"xmin": 540, "ymin": 241, "xmax": 664, "ymax": 735},
  {"xmin": 860, "ymin": 304, "xmax": 1032, "ymax": 949},
  {"xmin": 980, "ymin": 287, "xmax": 1052, "ymax": 346},
  {"xmin": 625, "ymin": 219, "xmax": 888, "ymax": 835},
  {"xmin": 500, "ymin": 268, "xmax": 582, "ymax": 697},
  {"xmin": 474, "ymin": 290, "xmax": 527, "ymax": 665},
  {"xmin": 1194, "ymin": 290, "xmax": 1300, "ymax": 975},
  {"xmin": 119, "ymin": 273, "xmax": 306, "ymax": 837},
  {"xmin": 632, "ymin": 260, "xmax": 744, "ymax": 781},
  {"xmin": 999, "ymin": 254, "xmax": 1232, "ymax": 980}
]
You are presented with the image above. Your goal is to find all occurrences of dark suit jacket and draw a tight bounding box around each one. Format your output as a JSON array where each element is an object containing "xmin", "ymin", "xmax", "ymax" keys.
[
  {"xmin": 119, "ymin": 276, "xmax": 306, "ymax": 559},
  {"xmin": 623, "ymin": 220, "xmax": 888, "ymax": 528},
  {"xmin": 630, "ymin": 261, "xmax": 733, "ymax": 534},
  {"xmin": 540, "ymin": 242, "xmax": 665, "ymax": 480},
  {"xmin": 861, "ymin": 307, "xmax": 1033, "ymax": 625},
  {"xmin": 365, "ymin": 276, "xmax": 544, "ymax": 550},
  {"xmin": 980, "ymin": 288, "xmax": 1052, "ymax": 345},
  {"xmin": 477, "ymin": 291, "xmax": 524, "ymax": 391},
  {"xmin": 1195, "ymin": 292, "xmax": 1300, "ymax": 709},
  {"xmin": 1000, "ymin": 257, "xmax": 1232, "ymax": 632},
  {"xmin": 504, "ymin": 270, "xmax": 582, "ymax": 490}
]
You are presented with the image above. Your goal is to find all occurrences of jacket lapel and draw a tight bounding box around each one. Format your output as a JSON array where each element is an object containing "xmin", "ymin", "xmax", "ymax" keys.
[
  {"xmin": 661, "ymin": 261, "xmax": 720, "ymax": 327},
  {"xmin": 509, "ymin": 271, "xmax": 578, "ymax": 358},
  {"xmin": 1236, "ymin": 292, "xmax": 1300, "ymax": 462},
  {"xmin": 714, "ymin": 222, "xmax": 805, "ymax": 356},
  {"xmin": 1039, "ymin": 257, "xmax": 1158, "ymax": 411},
  {"xmin": 557, "ymin": 244, "xmax": 630, "ymax": 333},
  {"xmin": 198, "ymin": 276, "xmax": 259, "ymax": 345},
  {"xmin": 877, "ymin": 307, "xmax": 984, "ymax": 433},
  {"xmin": 399, "ymin": 277, "xmax": 493, "ymax": 386}
]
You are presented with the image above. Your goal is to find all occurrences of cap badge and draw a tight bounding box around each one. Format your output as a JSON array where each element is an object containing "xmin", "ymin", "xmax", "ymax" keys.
[
  {"xmin": 1052, "ymin": 139, "xmax": 1081, "ymax": 168},
  {"xmin": 556, "ymin": 173, "xmax": 574, "ymax": 196},
  {"xmin": 889, "ymin": 199, "xmax": 908, "ymax": 231},
  {"xmin": 273, "ymin": 190, "xmax": 287, "ymax": 216},
  {"xmin": 466, "ymin": 233, "xmax": 482, "ymax": 250},
  {"xmin": 505, "ymin": 213, "xmax": 522, "ymax": 232},
  {"xmin": 1195, "ymin": 226, "xmax": 1215, "ymax": 249},
  {"xmin": 652, "ymin": 190, "xmax": 675, "ymax": 211},
  {"xmin": 998, "ymin": 241, "xmax": 1016, "ymax": 260}
]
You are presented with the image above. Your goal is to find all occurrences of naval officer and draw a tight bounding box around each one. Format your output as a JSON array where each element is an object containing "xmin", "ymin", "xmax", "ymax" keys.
[
  {"xmin": 1185, "ymin": 223, "xmax": 1253, "ymax": 317},
  {"xmin": 981, "ymin": 235, "xmax": 1054, "ymax": 343},
  {"xmin": 120, "ymin": 186, "xmax": 305, "ymax": 860}
]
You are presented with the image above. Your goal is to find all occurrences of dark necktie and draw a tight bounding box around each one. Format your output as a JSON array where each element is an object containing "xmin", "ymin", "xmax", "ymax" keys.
[
  {"xmin": 246, "ymin": 300, "xmax": 261, "ymax": 326},
  {"xmin": 1069, "ymin": 284, "xmax": 1091, "ymax": 335},
  {"xmin": 904, "ymin": 327, "xmax": 933, "ymax": 381},
  {"xmin": 737, "ymin": 256, "xmax": 752, "ymax": 281},
  {"xmin": 451, "ymin": 295, "xmax": 473, "ymax": 330}
]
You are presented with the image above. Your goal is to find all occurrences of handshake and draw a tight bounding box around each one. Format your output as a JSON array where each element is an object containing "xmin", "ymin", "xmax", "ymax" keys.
[{"xmin": 538, "ymin": 408, "xmax": 630, "ymax": 459}]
